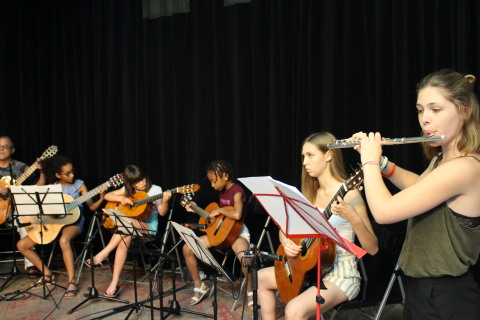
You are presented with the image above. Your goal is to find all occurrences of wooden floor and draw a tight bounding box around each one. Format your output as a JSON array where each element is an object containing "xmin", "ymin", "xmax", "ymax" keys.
[{"xmin": 0, "ymin": 256, "xmax": 404, "ymax": 320}]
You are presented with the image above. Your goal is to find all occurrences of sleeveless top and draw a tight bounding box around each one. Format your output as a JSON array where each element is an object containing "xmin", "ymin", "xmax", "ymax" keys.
[
  {"xmin": 218, "ymin": 183, "xmax": 247, "ymax": 219},
  {"xmin": 56, "ymin": 179, "xmax": 84, "ymax": 211},
  {"xmin": 324, "ymin": 208, "xmax": 356, "ymax": 256},
  {"xmin": 398, "ymin": 155, "xmax": 480, "ymax": 278}
]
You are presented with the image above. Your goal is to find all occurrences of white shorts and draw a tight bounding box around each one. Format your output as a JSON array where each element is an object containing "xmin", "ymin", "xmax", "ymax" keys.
[{"xmin": 238, "ymin": 224, "xmax": 250, "ymax": 243}]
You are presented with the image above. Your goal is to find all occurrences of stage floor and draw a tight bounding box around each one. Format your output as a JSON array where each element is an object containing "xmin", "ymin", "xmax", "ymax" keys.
[{"xmin": 0, "ymin": 257, "xmax": 403, "ymax": 320}]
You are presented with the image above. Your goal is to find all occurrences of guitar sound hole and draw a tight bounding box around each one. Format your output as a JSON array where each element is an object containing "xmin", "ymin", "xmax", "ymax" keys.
[
  {"xmin": 301, "ymin": 246, "xmax": 308, "ymax": 257},
  {"xmin": 56, "ymin": 214, "xmax": 66, "ymax": 219}
]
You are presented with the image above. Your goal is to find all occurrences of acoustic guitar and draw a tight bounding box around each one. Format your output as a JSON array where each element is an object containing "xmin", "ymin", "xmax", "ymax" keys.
[
  {"xmin": 103, "ymin": 184, "xmax": 200, "ymax": 231},
  {"xmin": 0, "ymin": 145, "xmax": 58, "ymax": 225},
  {"xmin": 274, "ymin": 166, "xmax": 364, "ymax": 304},
  {"xmin": 180, "ymin": 197, "xmax": 244, "ymax": 250},
  {"xmin": 25, "ymin": 173, "xmax": 123, "ymax": 244}
]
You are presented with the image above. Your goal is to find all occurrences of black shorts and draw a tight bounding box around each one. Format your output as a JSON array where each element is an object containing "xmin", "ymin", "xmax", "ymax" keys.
[{"xmin": 403, "ymin": 270, "xmax": 480, "ymax": 320}]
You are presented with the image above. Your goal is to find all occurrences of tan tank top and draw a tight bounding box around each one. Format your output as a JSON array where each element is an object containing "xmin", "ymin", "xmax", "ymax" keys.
[{"xmin": 398, "ymin": 155, "xmax": 480, "ymax": 278}]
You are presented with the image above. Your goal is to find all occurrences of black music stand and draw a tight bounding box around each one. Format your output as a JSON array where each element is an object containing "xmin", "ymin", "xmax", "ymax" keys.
[
  {"xmin": 10, "ymin": 185, "xmax": 67, "ymax": 303},
  {"xmin": 82, "ymin": 208, "xmax": 161, "ymax": 320},
  {"xmin": 239, "ymin": 176, "xmax": 366, "ymax": 320},
  {"xmin": 0, "ymin": 174, "xmax": 26, "ymax": 292},
  {"xmin": 67, "ymin": 211, "xmax": 129, "ymax": 315},
  {"xmin": 171, "ymin": 221, "xmax": 237, "ymax": 320}
]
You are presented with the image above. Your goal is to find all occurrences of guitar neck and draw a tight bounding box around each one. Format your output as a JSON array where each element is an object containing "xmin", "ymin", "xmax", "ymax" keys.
[
  {"xmin": 190, "ymin": 203, "xmax": 210, "ymax": 220},
  {"xmin": 66, "ymin": 181, "xmax": 110, "ymax": 211},
  {"xmin": 133, "ymin": 187, "xmax": 178, "ymax": 206},
  {"xmin": 321, "ymin": 183, "xmax": 349, "ymax": 221},
  {"xmin": 299, "ymin": 184, "xmax": 350, "ymax": 250},
  {"xmin": 15, "ymin": 161, "xmax": 39, "ymax": 186}
]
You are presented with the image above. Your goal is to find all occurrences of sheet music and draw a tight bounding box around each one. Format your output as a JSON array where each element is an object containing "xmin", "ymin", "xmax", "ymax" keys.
[
  {"xmin": 102, "ymin": 208, "xmax": 141, "ymax": 237},
  {"xmin": 239, "ymin": 176, "xmax": 366, "ymax": 258},
  {"xmin": 10, "ymin": 185, "xmax": 65, "ymax": 215},
  {"xmin": 171, "ymin": 222, "xmax": 236, "ymax": 284}
]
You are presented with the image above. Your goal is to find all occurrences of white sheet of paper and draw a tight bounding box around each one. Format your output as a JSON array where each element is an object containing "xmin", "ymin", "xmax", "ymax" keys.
[
  {"xmin": 102, "ymin": 208, "xmax": 140, "ymax": 236},
  {"xmin": 171, "ymin": 222, "xmax": 235, "ymax": 283},
  {"xmin": 239, "ymin": 176, "xmax": 342, "ymax": 243},
  {"xmin": 10, "ymin": 185, "xmax": 66, "ymax": 215}
]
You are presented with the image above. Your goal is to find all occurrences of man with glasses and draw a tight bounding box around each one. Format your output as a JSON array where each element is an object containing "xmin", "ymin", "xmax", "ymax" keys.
[
  {"xmin": 0, "ymin": 135, "xmax": 46, "ymax": 277},
  {"xmin": 0, "ymin": 136, "xmax": 46, "ymax": 191}
]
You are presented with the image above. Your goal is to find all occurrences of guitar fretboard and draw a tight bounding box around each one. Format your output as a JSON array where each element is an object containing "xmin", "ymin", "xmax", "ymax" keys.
[
  {"xmin": 15, "ymin": 162, "xmax": 39, "ymax": 186},
  {"xmin": 66, "ymin": 181, "xmax": 111, "ymax": 211},
  {"xmin": 190, "ymin": 203, "xmax": 210, "ymax": 220},
  {"xmin": 133, "ymin": 187, "xmax": 178, "ymax": 206},
  {"xmin": 299, "ymin": 182, "xmax": 349, "ymax": 251}
]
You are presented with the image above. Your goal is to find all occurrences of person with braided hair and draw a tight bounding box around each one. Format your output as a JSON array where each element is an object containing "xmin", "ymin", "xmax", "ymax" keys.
[{"xmin": 183, "ymin": 160, "xmax": 254, "ymax": 309}]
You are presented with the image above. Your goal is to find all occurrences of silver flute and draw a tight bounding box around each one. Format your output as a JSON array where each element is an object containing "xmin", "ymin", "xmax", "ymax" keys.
[{"xmin": 327, "ymin": 135, "xmax": 447, "ymax": 149}]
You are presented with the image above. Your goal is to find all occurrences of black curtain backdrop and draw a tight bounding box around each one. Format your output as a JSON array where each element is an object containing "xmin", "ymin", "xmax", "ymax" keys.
[{"xmin": 2, "ymin": 0, "xmax": 480, "ymax": 282}]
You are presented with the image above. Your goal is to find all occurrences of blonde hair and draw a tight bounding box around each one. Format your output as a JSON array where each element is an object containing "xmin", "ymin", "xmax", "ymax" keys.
[
  {"xmin": 417, "ymin": 69, "xmax": 480, "ymax": 159},
  {"xmin": 301, "ymin": 132, "xmax": 348, "ymax": 204}
]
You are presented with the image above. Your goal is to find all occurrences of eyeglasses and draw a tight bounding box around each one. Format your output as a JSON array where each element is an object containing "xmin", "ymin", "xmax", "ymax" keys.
[
  {"xmin": 61, "ymin": 168, "xmax": 75, "ymax": 177},
  {"xmin": 0, "ymin": 145, "xmax": 12, "ymax": 150}
]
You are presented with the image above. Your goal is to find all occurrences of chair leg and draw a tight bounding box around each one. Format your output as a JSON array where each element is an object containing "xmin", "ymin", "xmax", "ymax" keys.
[
  {"xmin": 373, "ymin": 263, "xmax": 403, "ymax": 320},
  {"xmin": 329, "ymin": 309, "xmax": 338, "ymax": 320}
]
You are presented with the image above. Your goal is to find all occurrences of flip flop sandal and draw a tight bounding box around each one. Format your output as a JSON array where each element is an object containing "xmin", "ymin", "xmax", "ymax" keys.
[
  {"xmin": 104, "ymin": 286, "xmax": 120, "ymax": 298},
  {"xmin": 190, "ymin": 282, "xmax": 210, "ymax": 306},
  {"xmin": 64, "ymin": 282, "xmax": 77, "ymax": 299}
]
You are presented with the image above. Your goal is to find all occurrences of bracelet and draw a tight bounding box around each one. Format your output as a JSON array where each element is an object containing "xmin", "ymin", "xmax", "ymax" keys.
[
  {"xmin": 380, "ymin": 156, "xmax": 388, "ymax": 171},
  {"xmin": 382, "ymin": 162, "xmax": 396, "ymax": 178},
  {"xmin": 362, "ymin": 161, "xmax": 380, "ymax": 168}
]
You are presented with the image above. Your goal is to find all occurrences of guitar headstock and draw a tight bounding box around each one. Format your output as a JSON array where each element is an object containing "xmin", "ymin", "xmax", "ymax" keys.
[
  {"xmin": 180, "ymin": 194, "xmax": 193, "ymax": 208},
  {"xmin": 108, "ymin": 173, "xmax": 124, "ymax": 188},
  {"xmin": 40, "ymin": 145, "xmax": 58, "ymax": 160},
  {"xmin": 344, "ymin": 166, "xmax": 364, "ymax": 192},
  {"xmin": 178, "ymin": 184, "xmax": 200, "ymax": 195}
]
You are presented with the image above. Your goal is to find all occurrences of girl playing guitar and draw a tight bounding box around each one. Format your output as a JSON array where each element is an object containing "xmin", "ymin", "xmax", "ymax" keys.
[
  {"xmin": 257, "ymin": 132, "xmax": 378, "ymax": 319},
  {"xmin": 85, "ymin": 164, "xmax": 171, "ymax": 298},
  {"xmin": 17, "ymin": 155, "xmax": 105, "ymax": 298},
  {"xmin": 183, "ymin": 160, "xmax": 255, "ymax": 309}
]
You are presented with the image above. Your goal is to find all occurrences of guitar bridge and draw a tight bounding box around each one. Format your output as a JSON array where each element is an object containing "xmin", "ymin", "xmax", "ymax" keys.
[
  {"xmin": 214, "ymin": 216, "xmax": 226, "ymax": 236},
  {"xmin": 285, "ymin": 260, "xmax": 293, "ymax": 283}
]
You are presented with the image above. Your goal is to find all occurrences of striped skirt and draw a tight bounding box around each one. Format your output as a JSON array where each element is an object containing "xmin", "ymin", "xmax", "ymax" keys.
[{"xmin": 323, "ymin": 250, "xmax": 361, "ymax": 301}]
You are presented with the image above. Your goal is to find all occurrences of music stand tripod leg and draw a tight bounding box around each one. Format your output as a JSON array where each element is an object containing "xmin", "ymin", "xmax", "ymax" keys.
[
  {"xmin": 0, "ymin": 223, "xmax": 22, "ymax": 292},
  {"xmin": 161, "ymin": 206, "xmax": 185, "ymax": 282},
  {"xmin": 68, "ymin": 217, "xmax": 130, "ymax": 315},
  {"xmin": 74, "ymin": 213, "xmax": 97, "ymax": 286}
]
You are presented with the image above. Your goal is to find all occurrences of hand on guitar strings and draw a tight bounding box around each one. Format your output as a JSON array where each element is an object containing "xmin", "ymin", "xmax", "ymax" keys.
[
  {"xmin": 0, "ymin": 186, "xmax": 8, "ymax": 196},
  {"xmin": 330, "ymin": 196, "xmax": 360, "ymax": 222},
  {"xmin": 163, "ymin": 190, "xmax": 172, "ymax": 202},
  {"xmin": 281, "ymin": 238, "xmax": 303, "ymax": 258},
  {"xmin": 99, "ymin": 186, "xmax": 108, "ymax": 200},
  {"xmin": 184, "ymin": 202, "xmax": 196, "ymax": 212},
  {"xmin": 120, "ymin": 196, "xmax": 133, "ymax": 206},
  {"xmin": 209, "ymin": 208, "xmax": 222, "ymax": 219}
]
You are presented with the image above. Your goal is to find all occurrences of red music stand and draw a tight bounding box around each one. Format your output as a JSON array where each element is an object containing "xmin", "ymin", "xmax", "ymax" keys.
[{"xmin": 239, "ymin": 176, "xmax": 366, "ymax": 320}]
